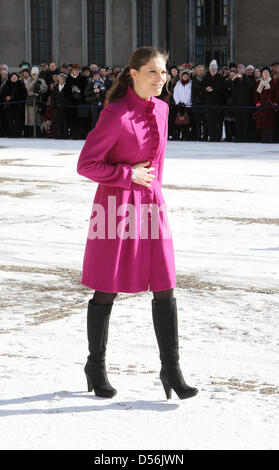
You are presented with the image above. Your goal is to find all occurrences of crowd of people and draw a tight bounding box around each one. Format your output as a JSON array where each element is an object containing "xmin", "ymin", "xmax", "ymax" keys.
[{"xmin": 0, "ymin": 59, "xmax": 279, "ymax": 143}]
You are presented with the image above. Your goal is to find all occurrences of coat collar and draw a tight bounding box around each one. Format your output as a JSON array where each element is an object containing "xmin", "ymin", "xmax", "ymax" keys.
[{"xmin": 126, "ymin": 84, "xmax": 155, "ymax": 110}]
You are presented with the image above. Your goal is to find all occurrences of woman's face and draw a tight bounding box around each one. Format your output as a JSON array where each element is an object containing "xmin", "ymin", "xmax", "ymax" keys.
[
  {"xmin": 130, "ymin": 56, "xmax": 167, "ymax": 99},
  {"xmin": 262, "ymin": 70, "xmax": 270, "ymax": 80},
  {"xmin": 72, "ymin": 68, "xmax": 80, "ymax": 76},
  {"xmin": 181, "ymin": 73, "xmax": 190, "ymax": 82},
  {"xmin": 171, "ymin": 68, "xmax": 178, "ymax": 77}
]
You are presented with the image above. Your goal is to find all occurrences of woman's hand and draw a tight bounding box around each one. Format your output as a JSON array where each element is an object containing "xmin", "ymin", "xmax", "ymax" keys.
[{"xmin": 132, "ymin": 161, "xmax": 155, "ymax": 188}]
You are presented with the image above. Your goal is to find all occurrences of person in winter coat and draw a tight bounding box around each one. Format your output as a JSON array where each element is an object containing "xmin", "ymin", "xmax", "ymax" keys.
[
  {"xmin": 173, "ymin": 70, "xmax": 194, "ymax": 140},
  {"xmin": 254, "ymin": 68, "xmax": 262, "ymax": 82},
  {"xmin": 65, "ymin": 64, "xmax": 87, "ymax": 139},
  {"xmin": 173, "ymin": 70, "xmax": 192, "ymax": 106},
  {"xmin": 231, "ymin": 65, "xmax": 255, "ymax": 142},
  {"xmin": 165, "ymin": 66, "xmax": 179, "ymax": 139},
  {"xmin": 50, "ymin": 72, "xmax": 69, "ymax": 139},
  {"xmin": 254, "ymin": 66, "xmax": 279, "ymax": 143},
  {"xmin": 99, "ymin": 66, "xmax": 113, "ymax": 92},
  {"xmin": 0, "ymin": 67, "xmax": 9, "ymax": 136},
  {"xmin": 76, "ymin": 46, "xmax": 198, "ymax": 401},
  {"xmin": 224, "ymin": 71, "xmax": 236, "ymax": 142},
  {"xmin": 39, "ymin": 62, "xmax": 52, "ymax": 87},
  {"xmin": 84, "ymin": 70, "xmax": 106, "ymax": 131},
  {"xmin": 200, "ymin": 59, "xmax": 226, "ymax": 141},
  {"xmin": 75, "ymin": 67, "xmax": 94, "ymax": 138},
  {"xmin": 1, "ymin": 72, "xmax": 27, "ymax": 137},
  {"xmin": 23, "ymin": 66, "xmax": 48, "ymax": 137},
  {"xmin": 191, "ymin": 65, "xmax": 208, "ymax": 141}
]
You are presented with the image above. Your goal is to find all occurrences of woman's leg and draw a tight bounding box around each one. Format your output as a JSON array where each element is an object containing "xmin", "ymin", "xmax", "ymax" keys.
[
  {"xmin": 153, "ymin": 288, "xmax": 173, "ymax": 300},
  {"xmin": 84, "ymin": 290, "xmax": 118, "ymax": 397},
  {"xmin": 151, "ymin": 287, "xmax": 198, "ymax": 400},
  {"xmin": 91, "ymin": 290, "xmax": 118, "ymax": 305}
]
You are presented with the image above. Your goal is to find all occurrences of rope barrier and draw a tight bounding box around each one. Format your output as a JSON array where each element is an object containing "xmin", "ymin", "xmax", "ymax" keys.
[
  {"xmin": 0, "ymin": 99, "xmax": 278, "ymax": 110},
  {"xmin": 0, "ymin": 98, "xmax": 103, "ymax": 108}
]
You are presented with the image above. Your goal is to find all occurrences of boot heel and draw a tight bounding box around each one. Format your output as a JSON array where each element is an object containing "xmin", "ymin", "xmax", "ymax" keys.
[
  {"xmin": 162, "ymin": 380, "xmax": 172, "ymax": 399},
  {"xmin": 85, "ymin": 373, "xmax": 93, "ymax": 392}
]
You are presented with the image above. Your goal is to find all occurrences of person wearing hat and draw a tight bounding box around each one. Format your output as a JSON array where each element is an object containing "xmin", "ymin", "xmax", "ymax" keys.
[
  {"xmin": 18, "ymin": 62, "xmax": 31, "ymax": 80},
  {"xmin": 50, "ymin": 72, "xmax": 69, "ymax": 139},
  {"xmin": 1, "ymin": 72, "xmax": 27, "ymax": 137},
  {"xmin": 23, "ymin": 66, "xmax": 48, "ymax": 137},
  {"xmin": 173, "ymin": 69, "xmax": 194, "ymax": 141},
  {"xmin": 254, "ymin": 66, "xmax": 279, "ymax": 143},
  {"xmin": 82, "ymin": 66, "xmax": 91, "ymax": 78},
  {"xmin": 246, "ymin": 65, "xmax": 255, "ymax": 78},
  {"xmin": 200, "ymin": 59, "xmax": 226, "ymax": 141}
]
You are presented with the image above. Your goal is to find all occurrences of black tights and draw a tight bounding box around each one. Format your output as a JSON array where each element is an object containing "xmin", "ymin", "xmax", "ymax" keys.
[{"xmin": 91, "ymin": 289, "xmax": 174, "ymax": 305}]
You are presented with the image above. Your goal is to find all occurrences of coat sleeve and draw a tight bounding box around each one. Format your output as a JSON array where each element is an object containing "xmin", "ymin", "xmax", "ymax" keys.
[{"xmin": 77, "ymin": 103, "xmax": 133, "ymax": 189}]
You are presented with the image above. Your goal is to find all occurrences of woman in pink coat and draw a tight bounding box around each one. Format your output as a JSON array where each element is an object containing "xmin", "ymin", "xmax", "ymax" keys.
[{"xmin": 77, "ymin": 46, "xmax": 198, "ymax": 401}]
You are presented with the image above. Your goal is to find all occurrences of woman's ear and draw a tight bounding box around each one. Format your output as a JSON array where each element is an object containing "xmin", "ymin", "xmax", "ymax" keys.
[{"xmin": 129, "ymin": 68, "xmax": 138, "ymax": 82}]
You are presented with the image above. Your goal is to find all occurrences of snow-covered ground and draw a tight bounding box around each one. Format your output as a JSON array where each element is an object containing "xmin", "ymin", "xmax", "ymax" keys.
[{"xmin": 0, "ymin": 138, "xmax": 278, "ymax": 450}]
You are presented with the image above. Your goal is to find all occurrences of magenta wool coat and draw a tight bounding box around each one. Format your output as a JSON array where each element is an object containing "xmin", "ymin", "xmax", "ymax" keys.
[{"xmin": 77, "ymin": 84, "xmax": 176, "ymax": 293}]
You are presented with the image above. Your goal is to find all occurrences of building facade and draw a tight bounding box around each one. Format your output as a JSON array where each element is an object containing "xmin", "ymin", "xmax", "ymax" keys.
[{"xmin": 0, "ymin": 0, "xmax": 278, "ymax": 69}]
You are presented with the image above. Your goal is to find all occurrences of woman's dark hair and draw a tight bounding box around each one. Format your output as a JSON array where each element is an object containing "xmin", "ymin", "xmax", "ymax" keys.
[{"xmin": 106, "ymin": 46, "xmax": 169, "ymax": 104}]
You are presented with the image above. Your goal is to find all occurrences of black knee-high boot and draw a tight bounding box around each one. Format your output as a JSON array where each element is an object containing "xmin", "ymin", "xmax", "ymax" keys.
[
  {"xmin": 84, "ymin": 299, "xmax": 117, "ymax": 398},
  {"xmin": 152, "ymin": 297, "xmax": 198, "ymax": 400}
]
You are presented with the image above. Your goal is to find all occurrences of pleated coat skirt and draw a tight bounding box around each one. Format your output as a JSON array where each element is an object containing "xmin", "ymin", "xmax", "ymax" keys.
[{"xmin": 77, "ymin": 84, "xmax": 176, "ymax": 293}]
